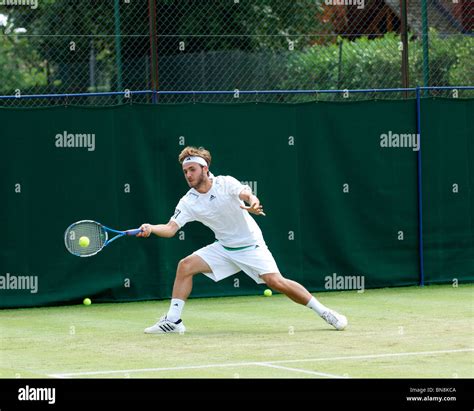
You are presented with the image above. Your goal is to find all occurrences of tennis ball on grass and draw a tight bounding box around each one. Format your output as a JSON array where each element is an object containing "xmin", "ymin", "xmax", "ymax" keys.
[
  {"xmin": 79, "ymin": 236, "xmax": 90, "ymax": 247},
  {"xmin": 83, "ymin": 298, "xmax": 92, "ymax": 306},
  {"xmin": 264, "ymin": 289, "xmax": 272, "ymax": 297}
]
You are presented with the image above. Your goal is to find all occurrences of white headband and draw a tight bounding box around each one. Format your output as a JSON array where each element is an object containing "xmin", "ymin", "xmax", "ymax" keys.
[{"xmin": 183, "ymin": 156, "xmax": 208, "ymax": 167}]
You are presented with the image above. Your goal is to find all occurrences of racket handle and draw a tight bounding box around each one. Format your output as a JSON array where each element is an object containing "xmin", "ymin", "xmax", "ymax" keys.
[{"xmin": 126, "ymin": 228, "xmax": 143, "ymax": 236}]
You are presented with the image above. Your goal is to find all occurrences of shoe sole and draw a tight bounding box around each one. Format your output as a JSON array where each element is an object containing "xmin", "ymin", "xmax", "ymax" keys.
[{"xmin": 144, "ymin": 327, "xmax": 186, "ymax": 334}]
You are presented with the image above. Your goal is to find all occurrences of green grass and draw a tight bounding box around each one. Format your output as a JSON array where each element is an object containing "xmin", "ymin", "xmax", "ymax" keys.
[{"xmin": 1, "ymin": 284, "xmax": 473, "ymax": 379}]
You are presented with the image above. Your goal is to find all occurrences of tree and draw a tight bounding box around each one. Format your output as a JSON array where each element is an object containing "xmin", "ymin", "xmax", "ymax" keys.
[
  {"xmin": 2, "ymin": 0, "xmax": 327, "ymax": 95},
  {"xmin": 0, "ymin": 19, "xmax": 46, "ymax": 94}
]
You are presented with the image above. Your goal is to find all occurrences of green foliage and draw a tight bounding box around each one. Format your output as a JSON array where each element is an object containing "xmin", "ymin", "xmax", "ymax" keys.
[
  {"xmin": 3, "ymin": 0, "xmax": 149, "ymax": 92},
  {"xmin": 0, "ymin": 0, "xmax": 472, "ymax": 98},
  {"xmin": 282, "ymin": 30, "xmax": 474, "ymax": 92},
  {"xmin": 244, "ymin": 1, "xmax": 326, "ymax": 50},
  {"xmin": 0, "ymin": 33, "xmax": 47, "ymax": 94},
  {"xmin": 155, "ymin": 0, "xmax": 325, "ymax": 52},
  {"xmin": 1, "ymin": 0, "xmax": 326, "ymax": 95},
  {"xmin": 425, "ymin": 29, "xmax": 473, "ymax": 86}
]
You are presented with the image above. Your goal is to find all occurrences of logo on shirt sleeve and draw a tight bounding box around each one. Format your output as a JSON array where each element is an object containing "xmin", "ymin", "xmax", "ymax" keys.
[{"xmin": 173, "ymin": 209, "xmax": 182, "ymax": 219}]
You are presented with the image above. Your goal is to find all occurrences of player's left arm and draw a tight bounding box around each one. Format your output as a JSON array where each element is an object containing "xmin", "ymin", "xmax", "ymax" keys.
[{"xmin": 239, "ymin": 189, "xmax": 266, "ymax": 216}]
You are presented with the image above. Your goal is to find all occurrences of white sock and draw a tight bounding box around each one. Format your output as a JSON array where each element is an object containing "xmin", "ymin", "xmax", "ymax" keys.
[
  {"xmin": 306, "ymin": 296, "xmax": 328, "ymax": 316},
  {"xmin": 166, "ymin": 298, "xmax": 185, "ymax": 322}
]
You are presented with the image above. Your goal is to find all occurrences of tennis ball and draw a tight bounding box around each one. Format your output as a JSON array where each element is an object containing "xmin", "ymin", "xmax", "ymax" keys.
[
  {"xmin": 79, "ymin": 236, "xmax": 90, "ymax": 247},
  {"xmin": 264, "ymin": 289, "xmax": 272, "ymax": 297},
  {"xmin": 83, "ymin": 298, "xmax": 91, "ymax": 306}
]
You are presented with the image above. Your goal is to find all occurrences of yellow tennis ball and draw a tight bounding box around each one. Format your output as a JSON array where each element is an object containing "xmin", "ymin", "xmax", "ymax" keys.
[
  {"xmin": 83, "ymin": 298, "xmax": 91, "ymax": 306},
  {"xmin": 79, "ymin": 236, "xmax": 90, "ymax": 247},
  {"xmin": 264, "ymin": 289, "xmax": 272, "ymax": 297}
]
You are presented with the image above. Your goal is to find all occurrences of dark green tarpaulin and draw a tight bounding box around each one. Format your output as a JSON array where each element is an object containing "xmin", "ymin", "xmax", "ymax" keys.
[{"xmin": 1, "ymin": 99, "xmax": 473, "ymax": 307}]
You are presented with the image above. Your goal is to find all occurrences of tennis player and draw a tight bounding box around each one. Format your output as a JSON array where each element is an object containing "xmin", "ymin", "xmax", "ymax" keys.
[{"xmin": 138, "ymin": 146, "xmax": 347, "ymax": 334}]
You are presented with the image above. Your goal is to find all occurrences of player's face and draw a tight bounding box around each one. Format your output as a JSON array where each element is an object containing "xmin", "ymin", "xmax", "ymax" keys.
[{"xmin": 183, "ymin": 163, "xmax": 207, "ymax": 188}]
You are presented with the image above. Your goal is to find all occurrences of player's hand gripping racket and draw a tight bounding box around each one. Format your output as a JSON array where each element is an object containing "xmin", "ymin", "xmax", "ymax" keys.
[{"xmin": 64, "ymin": 220, "xmax": 142, "ymax": 257}]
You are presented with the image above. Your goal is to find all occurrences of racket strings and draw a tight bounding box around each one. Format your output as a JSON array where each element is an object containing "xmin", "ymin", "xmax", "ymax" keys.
[{"xmin": 64, "ymin": 221, "xmax": 106, "ymax": 256}]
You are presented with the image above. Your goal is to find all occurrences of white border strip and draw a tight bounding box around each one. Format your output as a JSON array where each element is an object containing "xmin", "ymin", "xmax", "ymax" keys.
[{"xmin": 48, "ymin": 348, "xmax": 474, "ymax": 378}]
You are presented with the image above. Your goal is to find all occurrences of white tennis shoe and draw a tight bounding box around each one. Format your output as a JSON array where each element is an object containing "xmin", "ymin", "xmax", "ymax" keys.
[
  {"xmin": 321, "ymin": 309, "xmax": 348, "ymax": 331},
  {"xmin": 144, "ymin": 316, "xmax": 186, "ymax": 334}
]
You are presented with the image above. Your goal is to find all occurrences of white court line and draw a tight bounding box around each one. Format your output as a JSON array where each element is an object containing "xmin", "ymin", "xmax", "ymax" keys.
[
  {"xmin": 266, "ymin": 348, "xmax": 474, "ymax": 365},
  {"xmin": 48, "ymin": 348, "xmax": 474, "ymax": 378},
  {"xmin": 48, "ymin": 361, "xmax": 282, "ymax": 378},
  {"xmin": 257, "ymin": 363, "xmax": 347, "ymax": 378}
]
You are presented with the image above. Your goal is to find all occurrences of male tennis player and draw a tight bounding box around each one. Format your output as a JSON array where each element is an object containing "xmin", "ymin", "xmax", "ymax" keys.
[{"xmin": 138, "ymin": 146, "xmax": 347, "ymax": 334}]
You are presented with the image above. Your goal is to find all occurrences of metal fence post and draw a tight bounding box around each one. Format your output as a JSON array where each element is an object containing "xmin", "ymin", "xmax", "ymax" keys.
[
  {"xmin": 421, "ymin": 0, "xmax": 430, "ymax": 97},
  {"xmin": 400, "ymin": 0, "xmax": 409, "ymax": 97},
  {"xmin": 148, "ymin": 0, "xmax": 159, "ymax": 104},
  {"xmin": 416, "ymin": 86, "xmax": 425, "ymax": 286},
  {"xmin": 114, "ymin": 0, "xmax": 124, "ymax": 102}
]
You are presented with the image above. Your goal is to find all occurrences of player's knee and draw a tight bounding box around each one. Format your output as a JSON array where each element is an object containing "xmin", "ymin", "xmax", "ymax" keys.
[{"xmin": 177, "ymin": 258, "xmax": 195, "ymax": 277}]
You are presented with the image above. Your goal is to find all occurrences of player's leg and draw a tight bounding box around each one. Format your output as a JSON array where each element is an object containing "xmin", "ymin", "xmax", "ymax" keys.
[
  {"xmin": 172, "ymin": 254, "xmax": 212, "ymax": 300},
  {"xmin": 261, "ymin": 272, "xmax": 347, "ymax": 330},
  {"xmin": 144, "ymin": 254, "xmax": 211, "ymax": 334},
  {"xmin": 260, "ymin": 272, "xmax": 311, "ymax": 304},
  {"xmin": 145, "ymin": 242, "xmax": 240, "ymax": 334},
  {"xmin": 166, "ymin": 254, "xmax": 211, "ymax": 321},
  {"xmin": 228, "ymin": 242, "xmax": 348, "ymax": 330}
]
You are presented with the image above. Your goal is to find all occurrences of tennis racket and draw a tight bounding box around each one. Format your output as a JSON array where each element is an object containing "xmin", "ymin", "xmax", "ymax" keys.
[{"xmin": 64, "ymin": 220, "xmax": 142, "ymax": 257}]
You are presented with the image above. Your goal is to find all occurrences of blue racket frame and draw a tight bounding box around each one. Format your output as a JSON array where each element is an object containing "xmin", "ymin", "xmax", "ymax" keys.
[{"xmin": 102, "ymin": 225, "xmax": 142, "ymax": 246}]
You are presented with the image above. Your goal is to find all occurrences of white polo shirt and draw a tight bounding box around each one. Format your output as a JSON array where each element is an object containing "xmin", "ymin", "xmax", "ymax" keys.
[{"xmin": 170, "ymin": 175, "xmax": 264, "ymax": 248}]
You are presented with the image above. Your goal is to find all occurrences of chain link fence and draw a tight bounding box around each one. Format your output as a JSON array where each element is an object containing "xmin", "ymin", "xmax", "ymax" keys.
[{"xmin": 0, "ymin": 0, "xmax": 472, "ymax": 106}]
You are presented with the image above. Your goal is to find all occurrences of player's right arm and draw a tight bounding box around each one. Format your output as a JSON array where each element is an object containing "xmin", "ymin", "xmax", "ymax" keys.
[
  {"xmin": 138, "ymin": 196, "xmax": 193, "ymax": 238},
  {"xmin": 137, "ymin": 221, "xmax": 179, "ymax": 238}
]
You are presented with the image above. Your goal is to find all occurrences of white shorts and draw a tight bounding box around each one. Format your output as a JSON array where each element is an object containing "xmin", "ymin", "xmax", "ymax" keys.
[{"xmin": 193, "ymin": 242, "xmax": 280, "ymax": 284}]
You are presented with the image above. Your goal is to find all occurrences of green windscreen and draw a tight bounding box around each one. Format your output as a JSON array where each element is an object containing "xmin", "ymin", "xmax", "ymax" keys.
[{"xmin": 1, "ymin": 99, "xmax": 473, "ymax": 308}]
